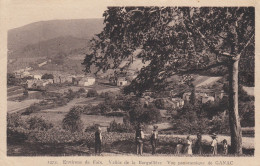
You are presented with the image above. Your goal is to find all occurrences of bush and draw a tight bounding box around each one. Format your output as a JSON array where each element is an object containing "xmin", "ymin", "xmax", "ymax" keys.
[
  {"xmin": 107, "ymin": 120, "xmax": 134, "ymax": 133},
  {"xmin": 27, "ymin": 116, "xmax": 53, "ymax": 131},
  {"xmin": 154, "ymin": 98, "xmax": 165, "ymax": 109},
  {"xmin": 41, "ymin": 73, "xmax": 54, "ymax": 79},
  {"xmin": 85, "ymin": 124, "xmax": 100, "ymax": 132},
  {"xmin": 62, "ymin": 106, "xmax": 83, "ymax": 132},
  {"xmin": 22, "ymin": 104, "xmax": 41, "ymax": 115},
  {"xmin": 173, "ymin": 103, "xmax": 210, "ymax": 134},
  {"xmin": 7, "ymin": 113, "xmax": 29, "ymax": 144},
  {"xmin": 7, "ymin": 113, "xmax": 28, "ymax": 128},
  {"xmin": 128, "ymin": 105, "xmax": 161, "ymax": 124},
  {"xmin": 78, "ymin": 88, "xmax": 86, "ymax": 93},
  {"xmin": 87, "ymin": 89, "xmax": 98, "ymax": 97}
]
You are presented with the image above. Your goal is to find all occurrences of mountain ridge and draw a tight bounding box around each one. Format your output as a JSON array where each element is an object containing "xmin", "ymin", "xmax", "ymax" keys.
[{"xmin": 8, "ymin": 18, "xmax": 104, "ymax": 51}]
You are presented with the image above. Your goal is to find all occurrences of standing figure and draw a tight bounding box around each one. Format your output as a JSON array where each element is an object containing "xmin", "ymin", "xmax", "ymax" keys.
[
  {"xmin": 194, "ymin": 133, "xmax": 203, "ymax": 155},
  {"xmin": 150, "ymin": 125, "xmax": 158, "ymax": 154},
  {"xmin": 186, "ymin": 136, "xmax": 193, "ymax": 155},
  {"xmin": 211, "ymin": 133, "xmax": 218, "ymax": 155},
  {"xmin": 95, "ymin": 126, "xmax": 102, "ymax": 155},
  {"xmin": 135, "ymin": 125, "xmax": 144, "ymax": 155},
  {"xmin": 222, "ymin": 139, "xmax": 228, "ymax": 155},
  {"xmin": 175, "ymin": 138, "xmax": 184, "ymax": 154}
]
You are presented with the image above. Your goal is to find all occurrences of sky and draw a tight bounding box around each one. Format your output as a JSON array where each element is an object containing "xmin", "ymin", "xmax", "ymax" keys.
[
  {"xmin": 2, "ymin": 0, "xmax": 256, "ymax": 30},
  {"xmin": 2, "ymin": 1, "xmax": 108, "ymax": 30}
]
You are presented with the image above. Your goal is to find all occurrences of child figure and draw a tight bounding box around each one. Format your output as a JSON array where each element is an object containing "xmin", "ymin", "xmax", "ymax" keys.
[
  {"xmin": 175, "ymin": 138, "xmax": 184, "ymax": 154},
  {"xmin": 222, "ymin": 139, "xmax": 228, "ymax": 155}
]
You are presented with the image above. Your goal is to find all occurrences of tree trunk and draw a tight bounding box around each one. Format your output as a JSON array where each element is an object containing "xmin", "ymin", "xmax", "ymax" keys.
[{"xmin": 228, "ymin": 57, "xmax": 243, "ymax": 154}]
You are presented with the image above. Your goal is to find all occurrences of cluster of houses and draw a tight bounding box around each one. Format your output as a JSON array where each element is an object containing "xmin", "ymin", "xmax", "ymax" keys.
[
  {"xmin": 25, "ymin": 74, "xmax": 96, "ymax": 89},
  {"xmin": 13, "ymin": 67, "xmax": 33, "ymax": 78},
  {"xmin": 182, "ymin": 89, "xmax": 226, "ymax": 104}
]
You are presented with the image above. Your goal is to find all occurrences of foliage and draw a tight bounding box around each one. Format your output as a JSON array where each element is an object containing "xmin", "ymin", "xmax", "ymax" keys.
[
  {"xmin": 22, "ymin": 104, "xmax": 41, "ymax": 115},
  {"xmin": 86, "ymin": 89, "xmax": 98, "ymax": 97},
  {"xmin": 128, "ymin": 104, "xmax": 161, "ymax": 124},
  {"xmin": 27, "ymin": 116, "xmax": 53, "ymax": 131},
  {"xmin": 78, "ymin": 88, "xmax": 86, "ymax": 93},
  {"xmin": 154, "ymin": 98, "xmax": 165, "ymax": 109},
  {"xmin": 7, "ymin": 73, "xmax": 21, "ymax": 86},
  {"xmin": 209, "ymin": 112, "xmax": 230, "ymax": 134},
  {"xmin": 41, "ymin": 73, "xmax": 54, "ymax": 79},
  {"xmin": 107, "ymin": 120, "xmax": 135, "ymax": 133},
  {"xmin": 62, "ymin": 106, "xmax": 84, "ymax": 132},
  {"xmin": 85, "ymin": 124, "xmax": 100, "ymax": 132},
  {"xmin": 202, "ymin": 98, "xmax": 228, "ymax": 118},
  {"xmin": 7, "ymin": 113, "xmax": 28, "ymax": 129},
  {"xmin": 173, "ymin": 103, "xmax": 210, "ymax": 134},
  {"xmin": 239, "ymin": 101, "xmax": 254, "ymax": 127},
  {"xmin": 83, "ymin": 7, "xmax": 254, "ymax": 94}
]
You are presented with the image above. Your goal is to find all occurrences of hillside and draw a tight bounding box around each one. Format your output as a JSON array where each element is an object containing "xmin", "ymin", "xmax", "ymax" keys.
[
  {"xmin": 10, "ymin": 36, "xmax": 90, "ymax": 59},
  {"xmin": 8, "ymin": 19, "xmax": 104, "ymax": 51},
  {"xmin": 7, "ymin": 19, "xmax": 104, "ymax": 72}
]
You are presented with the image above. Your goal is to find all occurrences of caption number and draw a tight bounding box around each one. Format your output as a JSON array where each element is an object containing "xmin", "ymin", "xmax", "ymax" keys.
[{"xmin": 48, "ymin": 161, "xmax": 58, "ymax": 164}]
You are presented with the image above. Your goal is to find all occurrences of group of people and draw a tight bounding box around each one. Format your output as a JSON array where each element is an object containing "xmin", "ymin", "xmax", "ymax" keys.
[{"xmin": 93, "ymin": 125, "xmax": 229, "ymax": 155}]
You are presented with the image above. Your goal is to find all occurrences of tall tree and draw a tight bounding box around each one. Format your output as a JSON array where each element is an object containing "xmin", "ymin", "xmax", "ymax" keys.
[{"xmin": 83, "ymin": 7, "xmax": 255, "ymax": 154}]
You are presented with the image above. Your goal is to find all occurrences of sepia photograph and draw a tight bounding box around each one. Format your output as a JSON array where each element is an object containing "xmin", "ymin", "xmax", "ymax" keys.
[{"xmin": 4, "ymin": 2, "xmax": 256, "ymax": 161}]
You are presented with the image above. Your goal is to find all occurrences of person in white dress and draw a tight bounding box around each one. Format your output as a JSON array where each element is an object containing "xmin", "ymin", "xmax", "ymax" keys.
[{"xmin": 186, "ymin": 136, "xmax": 193, "ymax": 155}]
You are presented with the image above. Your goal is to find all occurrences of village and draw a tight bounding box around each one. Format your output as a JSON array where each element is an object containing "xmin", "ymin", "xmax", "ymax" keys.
[
  {"xmin": 8, "ymin": 57, "xmax": 229, "ymax": 116},
  {"xmin": 6, "ymin": 6, "xmax": 255, "ymax": 157}
]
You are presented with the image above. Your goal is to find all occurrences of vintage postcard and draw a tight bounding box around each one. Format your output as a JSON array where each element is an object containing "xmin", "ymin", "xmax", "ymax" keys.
[{"xmin": 0, "ymin": 0, "xmax": 259, "ymax": 166}]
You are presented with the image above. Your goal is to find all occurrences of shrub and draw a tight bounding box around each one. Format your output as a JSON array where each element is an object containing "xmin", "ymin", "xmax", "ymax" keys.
[
  {"xmin": 85, "ymin": 124, "xmax": 100, "ymax": 132},
  {"xmin": 78, "ymin": 88, "xmax": 86, "ymax": 93},
  {"xmin": 87, "ymin": 89, "xmax": 98, "ymax": 97},
  {"xmin": 7, "ymin": 113, "xmax": 29, "ymax": 144},
  {"xmin": 7, "ymin": 113, "xmax": 28, "ymax": 128},
  {"xmin": 27, "ymin": 116, "xmax": 53, "ymax": 131},
  {"xmin": 209, "ymin": 112, "xmax": 230, "ymax": 134},
  {"xmin": 41, "ymin": 73, "xmax": 54, "ymax": 79},
  {"xmin": 62, "ymin": 106, "xmax": 83, "ymax": 132},
  {"xmin": 154, "ymin": 98, "xmax": 165, "ymax": 109},
  {"xmin": 128, "ymin": 105, "xmax": 161, "ymax": 124},
  {"xmin": 173, "ymin": 103, "xmax": 210, "ymax": 134},
  {"xmin": 107, "ymin": 120, "xmax": 134, "ymax": 133},
  {"xmin": 22, "ymin": 104, "xmax": 41, "ymax": 115}
]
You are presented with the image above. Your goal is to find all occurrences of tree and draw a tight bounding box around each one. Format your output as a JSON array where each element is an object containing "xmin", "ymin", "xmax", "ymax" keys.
[
  {"xmin": 62, "ymin": 106, "xmax": 83, "ymax": 132},
  {"xmin": 190, "ymin": 84, "xmax": 196, "ymax": 105},
  {"xmin": 7, "ymin": 73, "xmax": 21, "ymax": 86},
  {"xmin": 41, "ymin": 73, "xmax": 54, "ymax": 79},
  {"xmin": 83, "ymin": 7, "xmax": 254, "ymax": 154}
]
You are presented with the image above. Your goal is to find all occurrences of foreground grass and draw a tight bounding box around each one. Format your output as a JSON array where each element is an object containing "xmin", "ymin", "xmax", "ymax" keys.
[{"xmin": 7, "ymin": 131, "xmax": 254, "ymax": 156}]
